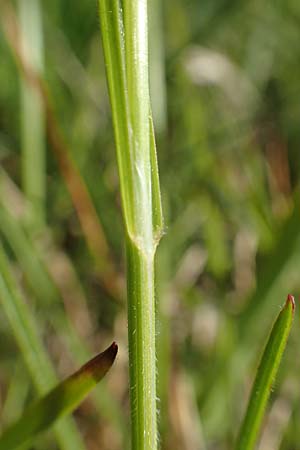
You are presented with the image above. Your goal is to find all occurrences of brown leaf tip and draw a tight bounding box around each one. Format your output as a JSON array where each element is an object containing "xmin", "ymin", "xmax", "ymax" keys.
[
  {"xmin": 286, "ymin": 294, "xmax": 295, "ymax": 312},
  {"xmin": 77, "ymin": 342, "xmax": 118, "ymax": 381}
]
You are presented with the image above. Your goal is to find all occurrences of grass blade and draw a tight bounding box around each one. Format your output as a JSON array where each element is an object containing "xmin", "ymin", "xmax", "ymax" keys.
[
  {"xmin": 149, "ymin": 114, "xmax": 164, "ymax": 244},
  {"xmin": 1, "ymin": 5, "xmax": 119, "ymax": 297},
  {"xmin": 0, "ymin": 243, "xmax": 86, "ymax": 450},
  {"xmin": 235, "ymin": 294, "xmax": 295, "ymax": 450},
  {"xmin": 0, "ymin": 202, "xmax": 60, "ymax": 308},
  {"xmin": 98, "ymin": 0, "xmax": 134, "ymax": 236},
  {"xmin": 0, "ymin": 343, "xmax": 117, "ymax": 450},
  {"xmin": 18, "ymin": 0, "xmax": 45, "ymax": 231},
  {"xmin": 240, "ymin": 204, "xmax": 300, "ymax": 344},
  {"xmin": 0, "ymin": 179, "xmax": 125, "ymax": 444}
]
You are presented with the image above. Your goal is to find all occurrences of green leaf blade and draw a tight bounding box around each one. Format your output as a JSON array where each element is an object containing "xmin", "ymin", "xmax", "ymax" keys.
[
  {"xmin": 235, "ymin": 295, "xmax": 295, "ymax": 450},
  {"xmin": 0, "ymin": 343, "xmax": 118, "ymax": 450},
  {"xmin": 149, "ymin": 114, "xmax": 164, "ymax": 245},
  {"xmin": 98, "ymin": 0, "xmax": 135, "ymax": 237}
]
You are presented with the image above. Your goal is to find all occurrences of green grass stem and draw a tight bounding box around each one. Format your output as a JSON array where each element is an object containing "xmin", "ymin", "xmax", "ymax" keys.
[{"xmin": 98, "ymin": 2, "xmax": 163, "ymax": 449}]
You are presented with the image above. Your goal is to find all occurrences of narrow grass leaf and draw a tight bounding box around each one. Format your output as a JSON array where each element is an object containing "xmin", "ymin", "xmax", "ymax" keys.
[
  {"xmin": 18, "ymin": 0, "xmax": 46, "ymax": 231},
  {"xmin": 0, "ymin": 186, "xmax": 125, "ymax": 442},
  {"xmin": 0, "ymin": 343, "xmax": 118, "ymax": 450},
  {"xmin": 0, "ymin": 243, "xmax": 86, "ymax": 450},
  {"xmin": 0, "ymin": 203, "xmax": 60, "ymax": 308},
  {"xmin": 235, "ymin": 294, "xmax": 295, "ymax": 450},
  {"xmin": 240, "ymin": 204, "xmax": 300, "ymax": 344},
  {"xmin": 98, "ymin": 0, "xmax": 135, "ymax": 236},
  {"xmin": 149, "ymin": 114, "xmax": 164, "ymax": 245}
]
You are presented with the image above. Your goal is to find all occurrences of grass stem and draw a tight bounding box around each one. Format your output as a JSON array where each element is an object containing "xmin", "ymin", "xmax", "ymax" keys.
[{"xmin": 98, "ymin": 1, "xmax": 163, "ymax": 448}]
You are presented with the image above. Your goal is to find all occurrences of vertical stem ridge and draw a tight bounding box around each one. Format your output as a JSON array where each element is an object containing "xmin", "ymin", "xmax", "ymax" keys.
[{"xmin": 126, "ymin": 237, "xmax": 157, "ymax": 450}]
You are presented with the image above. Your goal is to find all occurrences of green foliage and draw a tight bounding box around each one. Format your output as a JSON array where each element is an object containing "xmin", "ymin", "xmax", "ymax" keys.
[
  {"xmin": 235, "ymin": 296, "xmax": 295, "ymax": 450},
  {"xmin": 0, "ymin": 343, "xmax": 117, "ymax": 450},
  {"xmin": 0, "ymin": 243, "xmax": 86, "ymax": 450},
  {"xmin": 0, "ymin": 0, "xmax": 299, "ymax": 449}
]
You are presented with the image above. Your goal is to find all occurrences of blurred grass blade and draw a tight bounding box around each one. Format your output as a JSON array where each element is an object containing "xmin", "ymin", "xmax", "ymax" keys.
[
  {"xmin": 0, "ymin": 343, "xmax": 118, "ymax": 450},
  {"xmin": 0, "ymin": 243, "xmax": 86, "ymax": 450},
  {"xmin": 0, "ymin": 181, "xmax": 125, "ymax": 444},
  {"xmin": 240, "ymin": 204, "xmax": 300, "ymax": 343},
  {"xmin": 1, "ymin": 6, "xmax": 119, "ymax": 297},
  {"xmin": 1, "ymin": 361, "xmax": 29, "ymax": 427},
  {"xmin": 0, "ymin": 202, "xmax": 60, "ymax": 308},
  {"xmin": 235, "ymin": 294, "xmax": 295, "ymax": 450},
  {"xmin": 18, "ymin": 0, "xmax": 45, "ymax": 231}
]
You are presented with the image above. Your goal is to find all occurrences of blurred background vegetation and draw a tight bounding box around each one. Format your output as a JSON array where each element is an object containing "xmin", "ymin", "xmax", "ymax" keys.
[{"xmin": 1, "ymin": 0, "xmax": 300, "ymax": 449}]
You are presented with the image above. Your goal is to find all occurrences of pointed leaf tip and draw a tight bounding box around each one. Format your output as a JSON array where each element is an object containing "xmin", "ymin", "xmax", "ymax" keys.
[
  {"xmin": 286, "ymin": 294, "xmax": 295, "ymax": 312},
  {"xmin": 0, "ymin": 342, "xmax": 118, "ymax": 450},
  {"xmin": 76, "ymin": 341, "xmax": 118, "ymax": 381},
  {"xmin": 235, "ymin": 296, "xmax": 294, "ymax": 450}
]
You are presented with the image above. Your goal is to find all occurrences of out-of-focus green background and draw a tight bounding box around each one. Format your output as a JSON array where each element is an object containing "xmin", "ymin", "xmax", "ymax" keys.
[{"xmin": 1, "ymin": 1, "xmax": 300, "ymax": 449}]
